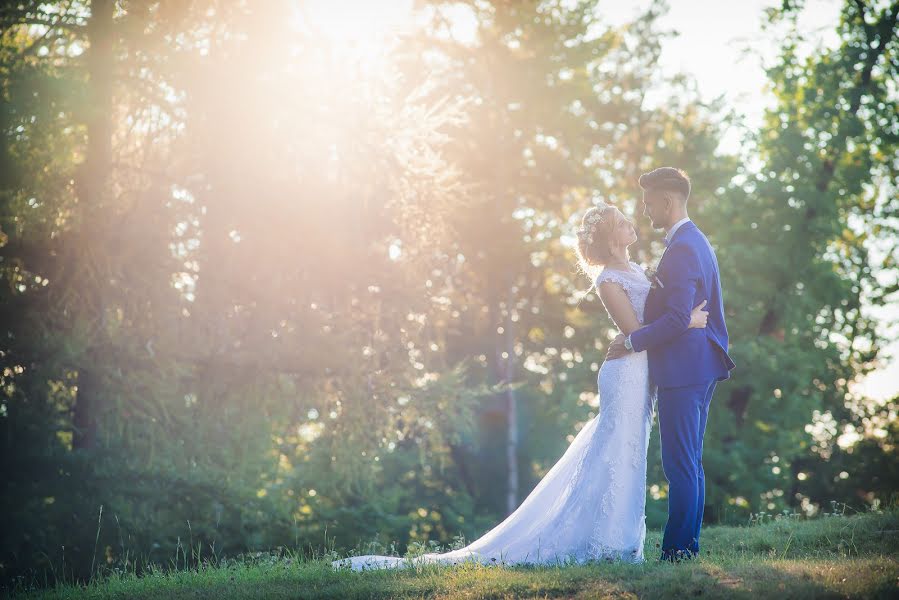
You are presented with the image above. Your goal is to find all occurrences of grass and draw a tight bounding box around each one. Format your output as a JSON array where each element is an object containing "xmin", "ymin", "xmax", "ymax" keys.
[{"xmin": 8, "ymin": 507, "xmax": 898, "ymax": 599}]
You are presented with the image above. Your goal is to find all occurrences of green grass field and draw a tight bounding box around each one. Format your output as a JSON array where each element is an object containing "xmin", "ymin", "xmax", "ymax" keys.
[{"xmin": 10, "ymin": 508, "xmax": 899, "ymax": 599}]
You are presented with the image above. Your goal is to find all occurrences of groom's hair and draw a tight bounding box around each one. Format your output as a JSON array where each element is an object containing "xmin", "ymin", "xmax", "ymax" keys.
[{"xmin": 638, "ymin": 167, "xmax": 691, "ymax": 203}]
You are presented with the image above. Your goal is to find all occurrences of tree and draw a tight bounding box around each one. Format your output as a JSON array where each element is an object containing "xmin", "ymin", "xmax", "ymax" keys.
[
  {"xmin": 0, "ymin": 0, "xmax": 484, "ymax": 582},
  {"xmin": 704, "ymin": 0, "xmax": 899, "ymax": 518},
  {"xmin": 402, "ymin": 0, "xmax": 736, "ymax": 528}
]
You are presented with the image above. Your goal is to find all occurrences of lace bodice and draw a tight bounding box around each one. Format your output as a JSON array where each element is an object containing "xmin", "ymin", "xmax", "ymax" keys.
[{"xmin": 595, "ymin": 262, "xmax": 652, "ymax": 324}]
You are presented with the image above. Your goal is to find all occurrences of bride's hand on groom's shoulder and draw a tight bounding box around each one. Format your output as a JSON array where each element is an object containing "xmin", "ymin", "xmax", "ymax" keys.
[{"xmin": 605, "ymin": 333, "xmax": 629, "ymax": 360}]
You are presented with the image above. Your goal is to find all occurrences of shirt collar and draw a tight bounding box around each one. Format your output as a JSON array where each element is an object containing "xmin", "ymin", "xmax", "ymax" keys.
[{"xmin": 664, "ymin": 217, "xmax": 691, "ymax": 245}]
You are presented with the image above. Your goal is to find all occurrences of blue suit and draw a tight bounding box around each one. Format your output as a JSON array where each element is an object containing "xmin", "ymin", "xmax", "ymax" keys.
[{"xmin": 628, "ymin": 220, "xmax": 735, "ymax": 559}]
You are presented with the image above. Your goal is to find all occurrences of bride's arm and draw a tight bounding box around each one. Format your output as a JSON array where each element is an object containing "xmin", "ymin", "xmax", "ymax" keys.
[
  {"xmin": 628, "ymin": 244, "xmax": 701, "ymax": 352},
  {"xmin": 598, "ymin": 281, "xmax": 642, "ymax": 335}
]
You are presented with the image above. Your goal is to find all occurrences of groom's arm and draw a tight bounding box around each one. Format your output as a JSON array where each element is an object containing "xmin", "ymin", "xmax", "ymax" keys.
[{"xmin": 628, "ymin": 243, "xmax": 702, "ymax": 352}]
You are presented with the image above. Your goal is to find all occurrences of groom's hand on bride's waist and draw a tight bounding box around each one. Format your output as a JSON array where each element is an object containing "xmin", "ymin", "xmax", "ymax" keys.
[{"xmin": 605, "ymin": 333, "xmax": 632, "ymax": 360}]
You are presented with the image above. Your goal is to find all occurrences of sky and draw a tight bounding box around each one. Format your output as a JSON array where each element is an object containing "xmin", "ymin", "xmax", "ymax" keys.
[{"xmin": 600, "ymin": 0, "xmax": 843, "ymax": 154}]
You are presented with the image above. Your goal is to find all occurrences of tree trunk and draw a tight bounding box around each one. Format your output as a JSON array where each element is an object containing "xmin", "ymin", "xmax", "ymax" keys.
[
  {"xmin": 504, "ymin": 277, "xmax": 519, "ymax": 514},
  {"xmin": 72, "ymin": 366, "xmax": 99, "ymax": 450},
  {"xmin": 71, "ymin": 0, "xmax": 116, "ymax": 450}
]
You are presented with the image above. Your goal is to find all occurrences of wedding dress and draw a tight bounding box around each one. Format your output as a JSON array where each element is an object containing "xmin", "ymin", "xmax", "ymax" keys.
[{"xmin": 333, "ymin": 262, "xmax": 655, "ymax": 571}]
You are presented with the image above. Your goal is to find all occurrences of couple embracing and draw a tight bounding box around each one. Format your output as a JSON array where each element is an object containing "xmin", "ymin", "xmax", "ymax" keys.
[{"xmin": 334, "ymin": 167, "xmax": 735, "ymax": 570}]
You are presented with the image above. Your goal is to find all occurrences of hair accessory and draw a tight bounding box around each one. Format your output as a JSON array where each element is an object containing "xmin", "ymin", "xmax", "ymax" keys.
[{"xmin": 579, "ymin": 201, "xmax": 613, "ymax": 245}]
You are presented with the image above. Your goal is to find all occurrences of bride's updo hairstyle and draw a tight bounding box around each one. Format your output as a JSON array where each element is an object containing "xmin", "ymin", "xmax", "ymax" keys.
[{"xmin": 575, "ymin": 202, "xmax": 617, "ymax": 269}]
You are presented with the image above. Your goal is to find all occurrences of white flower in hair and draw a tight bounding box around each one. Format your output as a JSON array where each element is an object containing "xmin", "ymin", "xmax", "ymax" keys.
[{"xmin": 582, "ymin": 201, "xmax": 612, "ymax": 244}]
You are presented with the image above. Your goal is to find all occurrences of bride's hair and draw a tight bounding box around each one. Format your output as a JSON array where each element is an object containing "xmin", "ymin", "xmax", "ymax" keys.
[{"xmin": 575, "ymin": 202, "xmax": 617, "ymax": 271}]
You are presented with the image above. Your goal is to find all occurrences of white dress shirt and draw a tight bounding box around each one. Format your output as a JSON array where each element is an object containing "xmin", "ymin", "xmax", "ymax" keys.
[{"xmin": 665, "ymin": 217, "xmax": 692, "ymax": 245}]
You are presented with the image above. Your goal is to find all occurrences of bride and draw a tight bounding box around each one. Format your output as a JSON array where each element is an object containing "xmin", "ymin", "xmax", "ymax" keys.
[{"xmin": 332, "ymin": 202, "xmax": 709, "ymax": 571}]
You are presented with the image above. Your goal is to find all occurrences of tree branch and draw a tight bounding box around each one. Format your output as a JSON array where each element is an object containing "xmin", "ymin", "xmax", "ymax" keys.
[{"xmin": 0, "ymin": 12, "xmax": 87, "ymax": 33}]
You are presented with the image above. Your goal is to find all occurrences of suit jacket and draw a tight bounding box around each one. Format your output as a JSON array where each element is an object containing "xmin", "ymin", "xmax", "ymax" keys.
[{"xmin": 629, "ymin": 220, "xmax": 736, "ymax": 388}]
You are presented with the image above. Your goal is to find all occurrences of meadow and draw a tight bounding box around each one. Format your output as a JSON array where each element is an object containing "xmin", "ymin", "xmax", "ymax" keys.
[{"xmin": 10, "ymin": 507, "xmax": 898, "ymax": 599}]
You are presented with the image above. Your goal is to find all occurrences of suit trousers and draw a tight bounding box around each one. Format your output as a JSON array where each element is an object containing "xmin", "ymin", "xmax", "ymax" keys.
[{"xmin": 657, "ymin": 378, "xmax": 717, "ymax": 560}]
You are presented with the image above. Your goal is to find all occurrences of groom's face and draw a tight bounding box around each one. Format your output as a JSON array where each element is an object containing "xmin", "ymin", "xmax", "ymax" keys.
[{"xmin": 641, "ymin": 189, "xmax": 670, "ymax": 230}]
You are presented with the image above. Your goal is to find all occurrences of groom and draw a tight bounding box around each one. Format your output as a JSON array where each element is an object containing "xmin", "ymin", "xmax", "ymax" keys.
[{"xmin": 606, "ymin": 167, "xmax": 735, "ymax": 561}]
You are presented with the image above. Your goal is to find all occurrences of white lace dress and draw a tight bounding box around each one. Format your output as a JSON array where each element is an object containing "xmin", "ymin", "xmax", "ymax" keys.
[{"xmin": 333, "ymin": 262, "xmax": 655, "ymax": 571}]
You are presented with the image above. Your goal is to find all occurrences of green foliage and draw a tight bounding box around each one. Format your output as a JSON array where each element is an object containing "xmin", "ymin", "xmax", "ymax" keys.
[
  {"xmin": 700, "ymin": 0, "xmax": 899, "ymax": 521},
  {"xmin": 1, "ymin": 0, "xmax": 896, "ymax": 592}
]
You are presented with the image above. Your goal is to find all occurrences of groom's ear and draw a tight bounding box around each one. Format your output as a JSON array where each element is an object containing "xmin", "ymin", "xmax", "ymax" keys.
[
  {"xmin": 663, "ymin": 191, "xmax": 674, "ymax": 210},
  {"xmin": 664, "ymin": 190, "xmax": 687, "ymax": 208}
]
